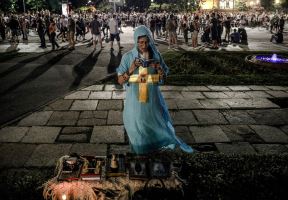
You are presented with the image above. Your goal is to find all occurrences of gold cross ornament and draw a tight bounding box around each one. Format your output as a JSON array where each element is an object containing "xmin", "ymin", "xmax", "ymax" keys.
[{"xmin": 129, "ymin": 66, "xmax": 160, "ymax": 103}]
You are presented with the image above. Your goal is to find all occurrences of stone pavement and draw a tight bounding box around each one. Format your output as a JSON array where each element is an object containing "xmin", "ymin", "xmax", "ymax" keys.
[
  {"xmin": 0, "ymin": 84, "xmax": 288, "ymax": 169},
  {"xmin": 1, "ymin": 25, "xmax": 288, "ymax": 53}
]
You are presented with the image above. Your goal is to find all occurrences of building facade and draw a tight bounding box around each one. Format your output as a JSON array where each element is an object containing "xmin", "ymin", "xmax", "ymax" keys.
[{"xmin": 200, "ymin": 0, "xmax": 282, "ymax": 10}]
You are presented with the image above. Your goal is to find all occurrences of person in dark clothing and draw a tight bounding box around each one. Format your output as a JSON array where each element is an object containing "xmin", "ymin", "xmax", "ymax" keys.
[
  {"xmin": 0, "ymin": 17, "xmax": 6, "ymax": 41},
  {"xmin": 279, "ymin": 16, "xmax": 285, "ymax": 32},
  {"xmin": 270, "ymin": 30, "xmax": 283, "ymax": 44},
  {"xmin": 37, "ymin": 14, "xmax": 46, "ymax": 48},
  {"xmin": 239, "ymin": 28, "xmax": 248, "ymax": 45},
  {"xmin": 230, "ymin": 29, "xmax": 240, "ymax": 43},
  {"xmin": 210, "ymin": 13, "xmax": 218, "ymax": 49},
  {"xmin": 9, "ymin": 15, "xmax": 20, "ymax": 43}
]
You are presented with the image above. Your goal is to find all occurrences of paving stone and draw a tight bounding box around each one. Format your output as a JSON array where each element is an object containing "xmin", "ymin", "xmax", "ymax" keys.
[
  {"xmin": 247, "ymin": 110, "xmax": 286, "ymax": 125},
  {"xmin": 223, "ymin": 92, "xmax": 250, "ymax": 98},
  {"xmin": 215, "ymin": 142, "xmax": 256, "ymax": 155},
  {"xmin": 165, "ymin": 99, "xmax": 178, "ymax": 110},
  {"xmin": 193, "ymin": 110, "xmax": 228, "ymax": 125},
  {"xmin": 25, "ymin": 144, "xmax": 72, "ymax": 167},
  {"xmin": 21, "ymin": 126, "xmax": 61, "ymax": 143},
  {"xmin": 253, "ymin": 144, "xmax": 288, "ymax": 154},
  {"xmin": 190, "ymin": 126, "xmax": 230, "ymax": 143},
  {"xmin": 161, "ymin": 91, "xmax": 183, "ymax": 99},
  {"xmin": 170, "ymin": 111, "xmax": 198, "ymax": 125},
  {"xmin": 181, "ymin": 92, "xmax": 205, "ymax": 99},
  {"xmin": 244, "ymin": 91, "xmax": 273, "ymax": 98},
  {"xmin": 160, "ymin": 86, "xmax": 185, "ymax": 91},
  {"xmin": 62, "ymin": 127, "xmax": 92, "ymax": 134},
  {"xmin": 81, "ymin": 85, "xmax": 104, "ymax": 91},
  {"xmin": 104, "ymin": 84, "xmax": 125, "ymax": 91},
  {"xmin": 70, "ymin": 100, "xmax": 98, "ymax": 110},
  {"xmin": 78, "ymin": 118, "xmax": 107, "ymax": 126},
  {"xmin": 70, "ymin": 143, "xmax": 107, "ymax": 156},
  {"xmin": 64, "ymin": 91, "xmax": 90, "ymax": 99},
  {"xmin": 207, "ymin": 86, "xmax": 230, "ymax": 91},
  {"xmin": 270, "ymin": 109, "xmax": 288, "ymax": 123},
  {"xmin": 109, "ymin": 145, "xmax": 132, "ymax": 154},
  {"xmin": 203, "ymin": 92, "xmax": 229, "ymax": 99},
  {"xmin": 112, "ymin": 91, "xmax": 126, "ymax": 99},
  {"xmin": 90, "ymin": 126, "xmax": 125, "ymax": 143},
  {"xmin": 78, "ymin": 111, "xmax": 107, "ymax": 126},
  {"xmin": 220, "ymin": 125, "xmax": 262, "ymax": 143},
  {"xmin": 18, "ymin": 111, "xmax": 53, "ymax": 126},
  {"xmin": 221, "ymin": 110, "xmax": 257, "ymax": 124},
  {"xmin": 176, "ymin": 99, "xmax": 203, "ymax": 109},
  {"xmin": 58, "ymin": 134, "xmax": 88, "ymax": 143},
  {"xmin": 80, "ymin": 111, "xmax": 108, "ymax": 119},
  {"xmin": 222, "ymin": 98, "xmax": 279, "ymax": 109},
  {"xmin": 250, "ymin": 125, "xmax": 288, "ymax": 143},
  {"xmin": 219, "ymin": 125, "xmax": 245, "ymax": 142},
  {"xmin": 182, "ymin": 86, "xmax": 210, "ymax": 91},
  {"xmin": 107, "ymin": 110, "xmax": 123, "ymax": 125},
  {"xmin": 0, "ymin": 143, "xmax": 37, "ymax": 168},
  {"xmin": 265, "ymin": 91, "xmax": 288, "ymax": 98},
  {"xmin": 266, "ymin": 86, "xmax": 288, "ymax": 90},
  {"xmin": 228, "ymin": 86, "xmax": 251, "ymax": 91},
  {"xmin": 199, "ymin": 99, "xmax": 230, "ymax": 109},
  {"xmin": 248, "ymin": 86, "xmax": 270, "ymax": 91},
  {"xmin": 97, "ymin": 100, "xmax": 123, "ymax": 110},
  {"xmin": 174, "ymin": 126, "xmax": 195, "ymax": 144},
  {"xmin": 89, "ymin": 91, "xmax": 112, "ymax": 99},
  {"xmin": 47, "ymin": 111, "xmax": 79, "ymax": 126},
  {"xmin": 0, "ymin": 127, "xmax": 29, "ymax": 142},
  {"xmin": 280, "ymin": 125, "xmax": 288, "ymax": 135},
  {"xmin": 44, "ymin": 99, "xmax": 73, "ymax": 111}
]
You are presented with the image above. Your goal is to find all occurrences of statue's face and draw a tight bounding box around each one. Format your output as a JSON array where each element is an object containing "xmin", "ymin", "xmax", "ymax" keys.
[{"xmin": 137, "ymin": 36, "xmax": 149, "ymax": 53}]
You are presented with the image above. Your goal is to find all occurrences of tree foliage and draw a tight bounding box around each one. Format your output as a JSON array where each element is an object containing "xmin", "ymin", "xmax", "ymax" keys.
[
  {"xmin": 260, "ymin": 0, "xmax": 274, "ymax": 10},
  {"xmin": 26, "ymin": 0, "xmax": 47, "ymax": 11}
]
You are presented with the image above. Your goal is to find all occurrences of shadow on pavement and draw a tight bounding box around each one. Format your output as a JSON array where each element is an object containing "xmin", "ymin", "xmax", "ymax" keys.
[
  {"xmin": 70, "ymin": 49, "xmax": 101, "ymax": 89},
  {"xmin": 107, "ymin": 49, "xmax": 122, "ymax": 74},
  {"xmin": 0, "ymin": 50, "xmax": 72, "ymax": 95},
  {"xmin": 0, "ymin": 51, "xmax": 52, "ymax": 78}
]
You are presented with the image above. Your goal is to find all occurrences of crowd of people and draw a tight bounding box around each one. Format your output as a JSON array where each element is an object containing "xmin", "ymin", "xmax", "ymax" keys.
[{"xmin": 0, "ymin": 9, "xmax": 286, "ymax": 51}]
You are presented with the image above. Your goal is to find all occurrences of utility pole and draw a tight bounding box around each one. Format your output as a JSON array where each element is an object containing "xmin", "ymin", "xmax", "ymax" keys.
[{"xmin": 23, "ymin": 0, "xmax": 26, "ymax": 13}]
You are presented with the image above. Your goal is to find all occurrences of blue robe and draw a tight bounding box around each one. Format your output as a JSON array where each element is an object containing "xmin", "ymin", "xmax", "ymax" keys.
[{"xmin": 116, "ymin": 25, "xmax": 193, "ymax": 154}]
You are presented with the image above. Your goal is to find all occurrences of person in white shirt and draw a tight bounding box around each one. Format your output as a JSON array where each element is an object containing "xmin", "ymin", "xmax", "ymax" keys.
[{"xmin": 108, "ymin": 14, "xmax": 123, "ymax": 50}]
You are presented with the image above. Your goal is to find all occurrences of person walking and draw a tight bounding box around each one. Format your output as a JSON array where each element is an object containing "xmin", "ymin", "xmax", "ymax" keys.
[
  {"xmin": 36, "ymin": 14, "xmax": 46, "ymax": 48},
  {"xmin": 90, "ymin": 14, "xmax": 103, "ymax": 51},
  {"xmin": 49, "ymin": 18, "xmax": 60, "ymax": 50},
  {"xmin": 67, "ymin": 15, "xmax": 75, "ymax": 50},
  {"xmin": 108, "ymin": 14, "xmax": 123, "ymax": 51}
]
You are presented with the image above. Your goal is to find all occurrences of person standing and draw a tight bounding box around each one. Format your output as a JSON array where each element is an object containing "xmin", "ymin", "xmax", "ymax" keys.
[
  {"xmin": 116, "ymin": 25, "xmax": 193, "ymax": 154},
  {"xmin": 36, "ymin": 14, "xmax": 46, "ymax": 48},
  {"xmin": 108, "ymin": 14, "xmax": 123, "ymax": 50},
  {"xmin": 90, "ymin": 14, "xmax": 103, "ymax": 51},
  {"xmin": 49, "ymin": 18, "xmax": 60, "ymax": 50},
  {"xmin": 67, "ymin": 15, "xmax": 75, "ymax": 50}
]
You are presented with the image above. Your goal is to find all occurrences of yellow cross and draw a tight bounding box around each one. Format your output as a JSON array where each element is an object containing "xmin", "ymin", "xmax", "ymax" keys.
[{"xmin": 129, "ymin": 66, "xmax": 160, "ymax": 103}]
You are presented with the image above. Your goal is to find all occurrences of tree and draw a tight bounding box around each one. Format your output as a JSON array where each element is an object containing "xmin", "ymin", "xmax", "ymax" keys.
[
  {"xmin": 237, "ymin": 0, "xmax": 248, "ymax": 11},
  {"xmin": 125, "ymin": 0, "xmax": 150, "ymax": 12},
  {"xmin": 260, "ymin": 0, "xmax": 274, "ymax": 10},
  {"xmin": 0, "ymin": 0, "xmax": 12, "ymax": 12},
  {"xmin": 26, "ymin": 0, "xmax": 47, "ymax": 11},
  {"xmin": 281, "ymin": 0, "xmax": 288, "ymax": 9}
]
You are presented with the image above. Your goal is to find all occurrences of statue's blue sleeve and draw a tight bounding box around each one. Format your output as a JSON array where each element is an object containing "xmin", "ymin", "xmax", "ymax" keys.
[{"xmin": 116, "ymin": 52, "xmax": 131, "ymax": 75}]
